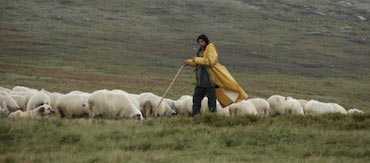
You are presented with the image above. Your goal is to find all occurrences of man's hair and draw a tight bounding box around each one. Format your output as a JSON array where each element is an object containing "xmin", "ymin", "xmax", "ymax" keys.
[{"xmin": 196, "ymin": 34, "xmax": 210, "ymax": 45}]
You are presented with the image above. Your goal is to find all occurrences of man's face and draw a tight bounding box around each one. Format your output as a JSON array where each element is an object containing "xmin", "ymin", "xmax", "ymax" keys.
[{"xmin": 198, "ymin": 39, "xmax": 206, "ymax": 47}]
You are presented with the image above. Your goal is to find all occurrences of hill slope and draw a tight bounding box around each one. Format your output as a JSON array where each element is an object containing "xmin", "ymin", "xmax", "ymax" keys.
[{"xmin": 0, "ymin": 0, "xmax": 369, "ymax": 110}]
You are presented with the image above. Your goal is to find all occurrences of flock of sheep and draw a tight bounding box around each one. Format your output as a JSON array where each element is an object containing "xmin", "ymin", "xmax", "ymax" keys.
[{"xmin": 0, "ymin": 86, "xmax": 365, "ymax": 120}]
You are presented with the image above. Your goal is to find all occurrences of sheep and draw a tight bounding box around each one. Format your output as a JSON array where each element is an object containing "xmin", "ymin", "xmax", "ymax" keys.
[
  {"xmin": 139, "ymin": 92, "xmax": 176, "ymax": 118},
  {"xmin": 0, "ymin": 94, "xmax": 20, "ymax": 112},
  {"xmin": 201, "ymin": 97, "xmax": 230, "ymax": 116},
  {"xmin": 0, "ymin": 99, "xmax": 9, "ymax": 116},
  {"xmin": 298, "ymin": 99, "xmax": 308, "ymax": 111},
  {"xmin": 48, "ymin": 92, "xmax": 64, "ymax": 111},
  {"xmin": 8, "ymin": 91, "xmax": 34, "ymax": 110},
  {"xmin": 67, "ymin": 90, "xmax": 90, "ymax": 96},
  {"xmin": 111, "ymin": 89, "xmax": 127, "ymax": 94},
  {"xmin": 348, "ymin": 108, "xmax": 364, "ymax": 114},
  {"xmin": 111, "ymin": 90, "xmax": 140, "ymax": 110},
  {"xmin": 9, "ymin": 104, "xmax": 54, "ymax": 119},
  {"xmin": 23, "ymin": 91, "xmax": 38, "ymax": 109},
  {"xmin": 0, "ymin": 90, "xmax": 8, "ymax": 95},
  {"xmin": 164, "ymin": 98, "xmax": 176, "ymax": 111},
  {"xmin": 215, "ymin": 105, "xmax": 230, "ymax": 117},
  {"xmin": 267, "ymin": 95, "xmax": 286, "ymax": 116},
  {"xmin": 9, "ymin": 95, "xmax": 25, "ymax": 111},
  {"xmin": 0, "ymin": 87, "xmax": 11, "ymax": 93},
  {"xmin": 247, "ymin": 98, "xmax": 270, "ymax": 117},
  {"xmin": 304, "ymin": 100, "xmax": 334, "ymax": 115},
  {"xmin": 56, "ymin": 94, "xmax": 89, "ymax": 118},
  {"xmin": 26, "ymin": 92, "xmax": 51, "ymax": 111},
  {"xmin": 12, "ymin": 86, "xmax": 38, "ymax": 93},
  {"xmin": 228, "ymin": 100, "xmax": 257, "ymax": 117},
  {"xmin": 328, "ymin": 103, "xmax": 347, "ymax": 114},
  {"xmin": 282, "ymin": 97, "xmax": 304, "ymax": 115},
  {"xmin": 127, "ymin": 93, "xmax": 140, "ymax": 109},
  {"xmin": 173, "ymin": 96, "xmax": 229, "ymax": 117},
  {"xmin": 88, "ymin": 90, "xmax": 143, "ymax": 120},
  {"xmin": 173, "ymin": 95, "xmax": 193, "ymax": 116},
  {"xmin": 9, "ymin": 91, "xmax": 31, "ymax": 97}
]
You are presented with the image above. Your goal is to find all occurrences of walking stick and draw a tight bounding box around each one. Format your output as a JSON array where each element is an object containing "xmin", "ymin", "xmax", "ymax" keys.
[{"xmin": 156, "ymin": 63, "xmax": 186, "ymax": 111}]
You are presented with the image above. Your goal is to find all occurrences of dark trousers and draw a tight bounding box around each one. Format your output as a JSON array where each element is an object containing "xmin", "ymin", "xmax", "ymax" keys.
[{"xmin": 192, "ymin": 86, "xmax": 217, "ymax": 116}]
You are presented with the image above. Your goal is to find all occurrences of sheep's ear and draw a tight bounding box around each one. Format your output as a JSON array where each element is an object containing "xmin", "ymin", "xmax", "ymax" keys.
[{"xmin": 39, "ymin": 107, "xmax": 45, "ymax": 113}]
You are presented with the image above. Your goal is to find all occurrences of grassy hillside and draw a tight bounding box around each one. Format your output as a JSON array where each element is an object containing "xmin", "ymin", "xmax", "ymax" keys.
[
  {"xmin": 1, "ymin": 0, "xmax": 369, "ymax": 111},
  {"xmin": 0, "ymin": 0, "xmax": 370, "ymax": 162}
]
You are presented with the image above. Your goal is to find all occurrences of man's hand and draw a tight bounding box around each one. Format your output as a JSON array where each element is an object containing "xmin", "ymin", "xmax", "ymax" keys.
[{"xmin": 184, "ymin": 59, "xmax": 197, "ymax": 67}]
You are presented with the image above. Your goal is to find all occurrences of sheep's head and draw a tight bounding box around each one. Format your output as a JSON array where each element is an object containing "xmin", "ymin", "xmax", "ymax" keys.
[{"xmin": 142, "ymin": 100, "xmax": 154, "ymax": 118}]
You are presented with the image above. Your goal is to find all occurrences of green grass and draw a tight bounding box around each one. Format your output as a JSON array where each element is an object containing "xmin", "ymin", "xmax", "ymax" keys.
[
  {"xmin": 0, "ymin": 114, "xmax": 369, "ymax": 162},
  {"xmin": 1, "ymin": 0, "xmax": 370, "ymax": 162}
]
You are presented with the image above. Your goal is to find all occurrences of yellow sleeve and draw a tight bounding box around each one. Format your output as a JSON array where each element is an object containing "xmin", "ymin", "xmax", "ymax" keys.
[
  {"xmin": 185, "ymin": 59, "xmax": 197, "ymax": 67},
  {"xmin": 193, "ymin": 45, "xmax": 218, "ymax": 66}
]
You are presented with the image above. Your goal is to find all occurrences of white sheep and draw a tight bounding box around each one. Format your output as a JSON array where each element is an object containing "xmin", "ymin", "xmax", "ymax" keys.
[
  {"xmin": 298, "ymin": 99, "xmax": 308, "ymax": 111},
  {"xmin": 9, "ymin": 91, "xmax": 31, "ymax": 97},
  {"xmin": 247, "ymin": 98, "xmax": 270, "ymax": 117},
  {"xmin": 282, "ymin": 97, "xmax": 304, "ymax": 115},
  {"xmin": 67, "ymin": 90, "xmax": 90, "ymax": 96},
  {"xmin": 9, "ymin": 95, "xmax": 25, "ymax": 111},
  {"xmin": 88, "ymin": 90, "xmax": 143, "ymax": 120},
  {"xmin": 304, "ymin": 100, "xmax": 334, "ymax": 115},
  {"xmin": 48, "ymin": 92, "xmax": 64, "ymax": 111},
  {"xmin": 23, "ymin": 91, "xmax": 38, "ymax": 109},
  {"xmin": 0, "ymin": 94, "xmax": 20, "ymax": 112},
  {"xmin": 56, "ymin": 94, "xmax": 89, "ymax": 118},
  {"xmin": 0, "ymin": 99, "xmax": 9, "ymax": 116},
  {"xmin": 0, "ymin": 87, "xmax": 11, "ymax": 93},
  {"xmin": 328, "ymin": 103, "xmax": 347, "ymax": 114},
  {"xmin": 173, "ymin": 95, "xmax": 193, "ymax": 116},
  {"xmin": 348, "ymin": 108, "xmax": 364, "ymax": 114},
  {"xmin": 12, "ymin": 86, "xmax": 38, "ymax": 93},
  {"xmin": 139, "ymin": 92, "xmax": 176, "ymax": 118},
  {"xmin": 164, "ymin": 98, "xmax": 176, "ymax": 112},
  {"xmin": 111, "ymin": 90, "xmax": 141, "ymax": 111},
  {"xmin": 26, "ymin": 92, "xmax": 51, "ymax": 111},
  {"xmin": 9, "ymin": 104, "xmax": 54, "ymax": 119},
  {"xmin": 228, "ymin": 100, "xmax": 257, "ymax": 117},
  {"xmin": 267, "ymin": 95, "xmax": 286, "ymax": 116},
  {"xmin": 201, "ymin": 97, "xmax": 230, "ymax": 116},
  {"xmin": 173, "ymin": 96, "xmax": 229, "ymax": 117},
  {"xmin": 127, "ymin": 93, "xmax": 141, "ymax": 109},
  {"xmin": 0, "ymin": 90, "xmax": 8, "ymax": 95}
]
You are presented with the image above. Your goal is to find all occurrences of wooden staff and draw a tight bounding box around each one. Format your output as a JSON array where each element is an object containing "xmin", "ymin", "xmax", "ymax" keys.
[{"xmin": 156, "ymin": 63, "xmax": 186, "ymax": 111}]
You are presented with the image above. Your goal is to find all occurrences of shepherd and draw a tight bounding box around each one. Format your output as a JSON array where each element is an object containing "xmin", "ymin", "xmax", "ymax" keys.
[{"xmin": 184, "ymin": 34, "xmax": 248, "ymax": 116}]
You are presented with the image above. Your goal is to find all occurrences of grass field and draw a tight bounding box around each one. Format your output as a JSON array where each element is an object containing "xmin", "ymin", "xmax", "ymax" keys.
[
  {"xmin": 0, "ymin": 0, "xmax": 369, "ymax": 162},
  {"xmin": 1, "ymin": 114, "xmax": 369, "ymax": 162}
]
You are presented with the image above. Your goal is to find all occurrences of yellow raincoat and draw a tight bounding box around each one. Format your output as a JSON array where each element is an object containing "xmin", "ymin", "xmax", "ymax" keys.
[{"xmin": 186, "ymin": 43, "xmax": 248, "ymax": 107}]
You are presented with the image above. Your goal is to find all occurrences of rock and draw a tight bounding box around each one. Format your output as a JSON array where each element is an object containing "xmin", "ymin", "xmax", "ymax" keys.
[
  {"xmin": 307, "ymin": 30, "xmax": 330, "ymax": 36},
  {"xmin": 356, "ymin": 16, "xmax": 367, "ymax": 21},
  {"xmin": 340, "ymin": 26, "xmax": 357, "ymax": 35},
  {"xmin": 313, "ymin": 11, "xmax": 326, "ymax": 16},
  {"xmin": 303, "ymin": 5, "xmax": 311, "ymax": 10},
  {"xmin": 340, "ymin": 26, "xmax": 352, "ymax": 30},
  {"xmin": 339, "ymin": 1, "xmax": 353, "ymax": 5}
]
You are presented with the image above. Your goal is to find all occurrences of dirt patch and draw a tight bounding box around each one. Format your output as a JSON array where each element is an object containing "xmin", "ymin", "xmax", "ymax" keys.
[{"xmin": 0, "ymin": 64, "xmax": 169, "ymax": 86}]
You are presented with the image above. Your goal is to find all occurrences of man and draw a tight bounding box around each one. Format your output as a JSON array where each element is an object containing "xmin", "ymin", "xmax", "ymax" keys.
[{"xmin": 185, "ymin": 34, "xmax": 248, "ymax": 117}]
